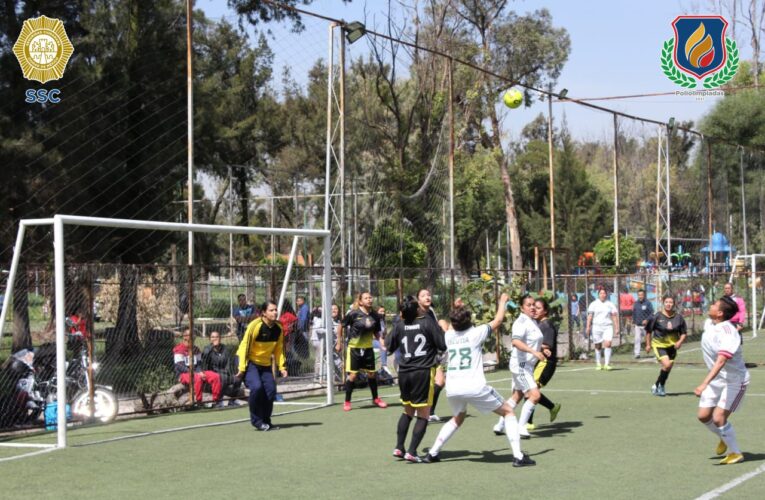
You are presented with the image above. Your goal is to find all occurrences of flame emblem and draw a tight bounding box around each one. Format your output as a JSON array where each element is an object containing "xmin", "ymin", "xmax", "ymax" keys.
[{"xmin": 684, "ymin": 23, "xmax": 715, "ymax": 68}]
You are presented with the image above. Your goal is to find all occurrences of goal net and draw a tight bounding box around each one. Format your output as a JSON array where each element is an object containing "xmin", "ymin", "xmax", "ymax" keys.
[{"xmin": 0, "ymin": 215, "xmax": 335, "ymax": 451}]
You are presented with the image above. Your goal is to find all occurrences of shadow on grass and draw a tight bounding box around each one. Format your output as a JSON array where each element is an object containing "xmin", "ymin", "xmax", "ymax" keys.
[
  {"xmin": 271, "ymin": 422, "xmax": 322, "ymax": 429},
  {"xmin": 427, "ymin": 447, "xmax": 556, "ymax": 464},
  {"xmin": 707, "ymin": 452, "xmax": 765, "ymax": 463},
  {"xmin": 529, "ymin": 420, "xmax": 582, "ymax": 438},
  {"xmin": 665, "ymin": 391, "xmax": 696, "ymax": 397}
]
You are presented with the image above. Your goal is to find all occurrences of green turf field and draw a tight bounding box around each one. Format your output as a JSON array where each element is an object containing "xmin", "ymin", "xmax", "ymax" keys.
[{"xmin": 1, "ymin": 334, "xmax": 764, "ymax": 500}]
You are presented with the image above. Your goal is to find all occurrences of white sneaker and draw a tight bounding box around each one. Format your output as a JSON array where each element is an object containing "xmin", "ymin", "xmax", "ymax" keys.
[
  {"xmin": 428, "ymin": 414, "xmax": 441, "ymax": 423},
  {"xmin": 518, "ymin": 428, "xmax": 531, "ymax": 439},
  {"xmin": 493, "ymin": 420, "xmax": 505, "ymax": 436}
]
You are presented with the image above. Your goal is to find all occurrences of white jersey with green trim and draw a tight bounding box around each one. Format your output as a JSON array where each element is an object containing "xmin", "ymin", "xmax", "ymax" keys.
[{"xmin": 443, "ymin": 324, "xmax": 491, "ymax": 397}]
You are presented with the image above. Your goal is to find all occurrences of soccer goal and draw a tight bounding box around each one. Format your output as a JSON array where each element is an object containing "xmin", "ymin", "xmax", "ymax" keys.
[
  {"xmin": 0, "ymin": 215, "xmax": 336, "ymax": 451},
  {"xmin": 729, "ymin": 254, "xmax": 765, "ymax": 338}
]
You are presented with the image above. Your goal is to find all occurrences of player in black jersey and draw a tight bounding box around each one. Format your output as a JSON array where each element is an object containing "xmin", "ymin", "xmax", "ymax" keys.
[
  {"xmin": 526, "ymin": 298, "xmax": 562, "ymax": 428},
  {"xmin": 645, "ymin": 296, "xmax": 687, "ymax": 396},
  {"xmin": 386, "ymin": 295, "xmax": 447, "ymax": 463},
  {"xmin": 335, "ymin": 291, "xmax": 388, "ymax": 411},
  {"xmin": 416, "ymin": 289, "xmax": 447, "ymax": 422}
]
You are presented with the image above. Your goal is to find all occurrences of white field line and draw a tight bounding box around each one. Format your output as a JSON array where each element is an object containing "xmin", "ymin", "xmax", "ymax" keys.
[
  {"xmin": 695, "ymin": 463, "xmax": 765, "ymax": 499},
  {"xmin": 0, "ymin": 446, "xmax": 58, "ymax": 463}
]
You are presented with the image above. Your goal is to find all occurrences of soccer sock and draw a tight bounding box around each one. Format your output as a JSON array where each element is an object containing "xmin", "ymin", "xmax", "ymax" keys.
[
  {"xmin": 718, "ymin": 422, "xmax": 741, "ymax": 454},
  {"xmin": 396, "ymin": 413, "xmax": 413, "ymax": 451},
  {"xmin": 656, "ymin": 369, "xmax": 669, "ymax": 387},
  {"xmin": 595, "ymin": 349, "xmax": 602, "ymax": 365},
  {"xmin": 604, "ymin": 347, "xmax": 612, "ymax": 365},
  {"xmin": 703, "ymin": 419, "xmax": 721, "ymax": 436},
  {"xmin": 518, "ymin": 400, "xmax": 537, "ymax": 427},
  {"xmin": 345, "ymin": 381, "xmax": 354, "ymax": 403},
  {"xmin": 503, "ymin": 415, "xmax": 524, "ymax": 460},
  {"xmin": 431, "ymin": 384, "xmax": 443, "ymax": 413},
  {"xmin": 428, "ymin": 419, "xmax": 458, "ymax": 456},
  {"xmin": 527, "ymin": 408, "xmax": 535, "ymax": 425},
  {"xmin": 538, "ymin": 393, "xmax": 554, "ymax": 411},
  {"xmin": 508, "ymin": 399, "xmax": 517, "ymax": 409},
  {"xmin": 369, "ymin": 377, "xmax": 379, "ymax": 400},
  {"xmin": 407, "ymin": 417, "xmax": 429, "ymax": 455}
]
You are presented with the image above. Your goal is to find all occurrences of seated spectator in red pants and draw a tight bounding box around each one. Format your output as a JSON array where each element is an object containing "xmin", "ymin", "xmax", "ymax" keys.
[{"xmin": 174, "ymin": 328, "xmax": 222, "ymax": 406}]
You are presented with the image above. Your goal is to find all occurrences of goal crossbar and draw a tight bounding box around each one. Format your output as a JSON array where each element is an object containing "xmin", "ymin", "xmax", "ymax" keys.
[{"xmin": 1, "ymin": 215, "xmax": 335, "ymax": 449}]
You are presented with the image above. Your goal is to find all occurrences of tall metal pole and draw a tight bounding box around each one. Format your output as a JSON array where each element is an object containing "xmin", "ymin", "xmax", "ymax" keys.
[
  {"xmin": 655, "ymin": 129, "xmax": 662, "ymax": 266},
  {"xmin": 228, "ymin": 166, "xmax": 234, "ymax": 319},
  {"xmin": 339, "ymin": 26, "xmax": 346, "ymax": 268},
  {"xmin": 740, "ymin": 148, "xmax": 748, "ymax": 255},
  {"xmin": 186, "ymin": 0, "xmax": 194, "ymax": 266},
  {"xmin": 666, "ymin": 124, "xmax": 671, "ymax": 265},
  {"xmin": 707, "ymin": 139, "xmax": 714, "ymax": 266},
  {"xmin": 324, "ymin": 23, "xmax": 334, "ymax": 234},
  {"xmin": 53, "ymin": 216, "xmax": 66, "ymax": 447},
  {"xmin": 613, "ymin": 115, "xmax": 620, "ymax": 268},
  {"xmin": 547, "ymin": 88, "xmax": 556, "ymax": 287},
  {"xmin": 448, "ymin": 58, "xmax": 455, "ymax": 271}
]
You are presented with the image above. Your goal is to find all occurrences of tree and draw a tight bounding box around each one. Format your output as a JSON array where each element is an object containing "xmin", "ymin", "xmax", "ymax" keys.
[
  {"xmin": 594, "ymin": 235, "xmax": 642, "ymax": 273},
  {"xmin": 452, "ymin": 2, "xmax": 570, "ymax": 268}
]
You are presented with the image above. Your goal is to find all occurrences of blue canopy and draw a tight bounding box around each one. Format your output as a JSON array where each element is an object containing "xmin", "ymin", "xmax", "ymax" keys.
[{"xmin": 700, "ymin": 232, "xmax": 735, "ymax": 253}]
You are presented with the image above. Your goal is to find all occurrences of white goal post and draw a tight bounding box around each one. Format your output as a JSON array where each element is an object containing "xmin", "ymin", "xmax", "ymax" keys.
[{"xmin": 0, "ymin": 214, "xmax": 335, "ymax": 449}]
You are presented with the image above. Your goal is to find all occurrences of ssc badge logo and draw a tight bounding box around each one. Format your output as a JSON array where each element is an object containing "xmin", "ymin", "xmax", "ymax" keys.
[
  {"xmin": 12, "ymin": 15, "xmax": 74, "ymax": 83},
  {"xmin": 661, "ymin": 16, "xmax": 738, "ymax": 89}
]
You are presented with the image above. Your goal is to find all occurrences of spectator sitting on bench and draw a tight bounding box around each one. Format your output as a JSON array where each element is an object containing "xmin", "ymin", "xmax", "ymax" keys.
[
  {"xmin": 173, "ymin": 328, "xmax": 223, "ymax": 407},
  {"xmin": 202, "ymin": 330, "xmax": 243, "ymax": 406}
]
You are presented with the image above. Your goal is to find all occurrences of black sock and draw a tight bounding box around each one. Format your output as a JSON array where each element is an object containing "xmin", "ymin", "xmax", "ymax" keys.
[
  {"xmin": 528, "ymin": 408, "xmax": 535, "ymax": 425},
  {"xmin": 345, "ymin": 381, "xmax": 354, "ymax": 403},
  {"xmin": 396, "ymin": 413, "xmax": 413, "ymax": 451},
  {"xmin": 538, "ymin": 393, "xmax": 554, "ymax": 411},
  {"xmin": 369, "ymin": 377, "xmax": 379, "ymax": 400},
  {"xmin": 432, "ymin": 384, "xmax": 443, "ymax": 413},
  {"xmin": 656, "ymin": 369, "xmax": 669, "ymax": 386},
  {"xmin": 408, "ymin": 417, "xmax": 429, "ymax": 456}
]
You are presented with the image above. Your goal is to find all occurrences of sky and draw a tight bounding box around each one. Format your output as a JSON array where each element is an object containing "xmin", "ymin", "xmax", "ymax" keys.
[{"xmin": 198, "ymin": 0, "xmax": 750, "ymax": 140}]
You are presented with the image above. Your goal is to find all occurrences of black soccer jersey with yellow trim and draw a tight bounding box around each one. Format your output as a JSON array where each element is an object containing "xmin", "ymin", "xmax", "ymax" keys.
[
  {"xmin": 538, "ymin": 319, "xmax": 558, "ymax": 357},
  {"xmin": 342, "ymin": 308, "xmax": 381, "ymax": 349},
  {"xmin": 646, "ymin": 312, "xmax": 687, "ymax": 348},
  {"xmin": 386, "ymin": 315, "xmax": 447, "ymax": 373}
]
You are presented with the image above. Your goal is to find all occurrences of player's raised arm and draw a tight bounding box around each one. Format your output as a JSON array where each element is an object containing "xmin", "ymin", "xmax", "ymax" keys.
[{"xmin": 489, "ymin": 293, "xmax": 510, "ymax": 332}]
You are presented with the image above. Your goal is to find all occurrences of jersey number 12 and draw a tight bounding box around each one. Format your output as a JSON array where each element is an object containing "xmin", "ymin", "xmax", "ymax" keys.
[{"xmin": 401, "ymin": 334, "xmax": 427, "ymax": 359}]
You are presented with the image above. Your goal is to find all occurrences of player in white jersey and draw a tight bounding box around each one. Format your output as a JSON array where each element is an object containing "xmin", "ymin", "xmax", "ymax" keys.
[
  {"xmin": 694, "ymin": 297, "xmax": 750, "ymax": 465},
  {"xmin": 493, "ymin": 295, "xmax": 545, "ymax": 437},
  {"xmin": 586, "ymin": 288, "xmax": 618, "ymax": 370},
  {"xmin": 422, "ymin": 294, "xmax": 536, "ymax": 467}
]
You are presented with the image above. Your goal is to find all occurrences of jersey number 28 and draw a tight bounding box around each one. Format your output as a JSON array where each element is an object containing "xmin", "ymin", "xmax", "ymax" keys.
[{"xmin": 448, "ymin": 348, "xmax": 471, "ymax": 370}]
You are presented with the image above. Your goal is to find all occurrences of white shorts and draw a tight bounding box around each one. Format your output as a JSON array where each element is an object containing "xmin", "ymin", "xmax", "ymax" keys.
[
  {"xmin": 591, "ymin": 325, "xmax": 613, "ymax": 344},
  {"xmin": 510, "ymin": 365, "xmax": 538, "ymax": 393},
  {"xmin": 699, "ymin": 379, "xmax": 748, "ymax": 411},
  {"xmin": 447, "ymin": 386, "xmax": 504, "ymax": 415}
]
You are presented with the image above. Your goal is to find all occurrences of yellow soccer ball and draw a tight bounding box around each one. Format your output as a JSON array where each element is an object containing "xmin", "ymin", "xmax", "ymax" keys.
[{"xmin": 503, "ymin": 89, "xmax": 523, "ymax": 109}]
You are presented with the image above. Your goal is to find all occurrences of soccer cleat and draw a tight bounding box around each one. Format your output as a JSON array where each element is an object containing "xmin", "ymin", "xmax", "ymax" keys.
[
  {"xmin": 422, "ymin": 453, "xmax": 441, "ymax": 464},
  {"xmin": 428, "ymin": 414, "xmax": 441, "ymax": 423},
  {"xmin": 343, "ymin": 401, "xmax": 352, "ymax": 412},
  {"xmin": 603, "ymin": 364, "xmax": 613, "ymax": 371},
  {"xmin": 254, "ymin": 423, "xmax": 271, "ymax": 431},
  {"xmin": 651, "ymin": 384, "xmax": 658, "ymax": 396},
  {"xmin": 518, "ymin": 428, "xmax": 531, "ymax": 439},
  {"xmin": 493, "ymin": 420, "xmax": 506, "ymax": 436},
  {"xmin": 373, "ymin": 398, "xmax": 388, "ymax": 408},
  {"xmin": 657, "ymin": 385, "xmax": 666, "ymax": 397},
  {"xmin": 392, "ymin": 448, "xmax": 404, "ymax": 459},
  {"xmin": 512, "ymin": 453, "xmax": 536, "ymax": 467},
  {"xmin": 716, "ymin": 440, "xmax": 728, "ymax": 456},
  {"xmin": 719, "ymin": 453, "xmax": 744, "ymax": 465},
  {"xmin": 549, "ymin": 403, "xmax": 562, "ymax": 423},
  {"xmin": 525, "ymin": 423, "xmax": 536, "ymax": 431},
  {"xmin": 404, "ymin": 452, "xmax": 422, "ymax": 463},
  {"xmin": 595, "ymin": 363, "xmax": 603, "ymax": 371},
  {"xmin": 634, "ymin": 354, "xmax": 641, "ymax": 359}
]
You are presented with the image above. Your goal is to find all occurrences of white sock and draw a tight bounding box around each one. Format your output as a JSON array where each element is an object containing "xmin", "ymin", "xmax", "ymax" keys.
[
  {"xmin": 508, "ymin": 399, "xmax": 517, "ymax": 409},
  {"xmin": 428, "ymin": 419, "xmax": 458, "ymax": 456},
  {"xmin": 503, "ymin": 415, "xmax": 523, "ymax": 459},
  {"xmin": 595, "ymin": 349, "xmax": 602, "ymax": 365},
  {"xmin": 719, "ymin": 422, "xmax": 741, "ymax": 454},
  {"xmin": 496, "ymin": 416, "xmax": 505, "ymax": 429},
  {"xmin": 703, "ymin": 419, "xmax": 721, "ymax": 436},
  {"xmin": 604, "ymin": 348, "xmax": 612, "ymax": 365},
  {"xmin": 518, "ymin": 400, "xmax": 536, "ymax": 427}
]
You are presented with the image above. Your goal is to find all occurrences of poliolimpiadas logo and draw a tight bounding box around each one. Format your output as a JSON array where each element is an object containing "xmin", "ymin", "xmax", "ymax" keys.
[{"xmin": 661, "ymin": 16, "xmax": 738, "ymax": 90}]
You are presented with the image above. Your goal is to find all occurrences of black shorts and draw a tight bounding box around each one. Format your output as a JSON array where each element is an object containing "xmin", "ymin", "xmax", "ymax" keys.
[
  {"xmin": 652, "ymin": 345, "xmax": 677, "ymax": 361},
  {"xmin": 533, "ymin": 358, "xmax": 557, "ymax": 387},
  {"xmin": 346, "ymin": 347, "xmax": 375, "ymax": 373},
  {"xmin": 398, "ymin": 368, "xmax": 435, "ymax": 408}
]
